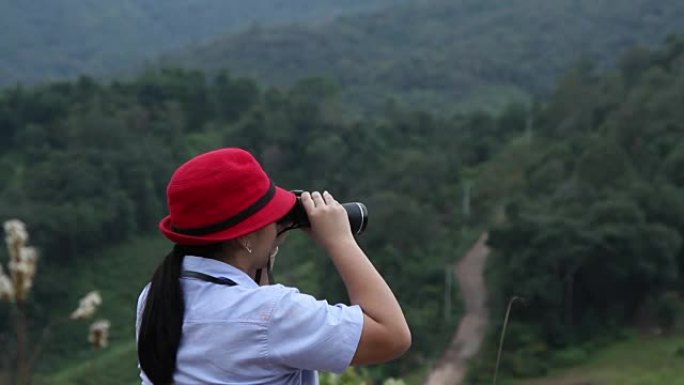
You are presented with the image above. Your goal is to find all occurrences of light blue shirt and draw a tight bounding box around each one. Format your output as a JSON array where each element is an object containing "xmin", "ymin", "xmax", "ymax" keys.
[{"xmin": 136, "ymin": 255, "xmax": 364, "ymax": 385}]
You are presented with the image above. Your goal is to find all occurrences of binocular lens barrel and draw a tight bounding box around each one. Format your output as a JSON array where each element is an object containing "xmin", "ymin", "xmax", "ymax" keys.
[
  {"xmin": 281, "ymin": 191, "xmax": 368, "ymax": 235},
  {"xmin": 342, "ymin": 202, "xmax": 368, "ymax": 235}
]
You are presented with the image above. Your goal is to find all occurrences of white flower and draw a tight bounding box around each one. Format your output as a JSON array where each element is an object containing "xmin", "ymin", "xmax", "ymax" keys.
[
  {"xmin": 0, "ymin": 265, "xmax": 14, "ymax": 302},
  {"xmin": 8, "ymin": 246, "xmax": 39, "ymax": 301},
  {"xmin": 4, "ymin": 219, "xmax": 28, "ymax": 258},
  {"xmin": 70, "ymin": 291, "xmax": 103, "ymax": 320},
  {"xmin": 89, "ymin": 319, "xmax": 111, "ymax": 349}
]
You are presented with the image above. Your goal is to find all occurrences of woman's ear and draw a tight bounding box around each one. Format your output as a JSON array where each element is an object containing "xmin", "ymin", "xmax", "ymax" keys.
[{"xmin": 236, "ymin": 236, "xmax": 252, "ymax": 254}]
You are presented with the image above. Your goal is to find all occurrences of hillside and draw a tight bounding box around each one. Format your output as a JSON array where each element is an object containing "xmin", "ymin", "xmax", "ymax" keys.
[
  {"xmin": 164, "ymin": 0, "xmax": 684, "ymax": 114},
  {"xmin": 0, "ymin": 0, "xmax": 399, "ymax": 87},
  {"xmin": 1, "ymin": 33, "xmax": 683, "ymax": 383}
]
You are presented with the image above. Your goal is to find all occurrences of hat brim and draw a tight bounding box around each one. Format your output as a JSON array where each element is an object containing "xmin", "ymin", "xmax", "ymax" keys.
[{"xmin": 159, "ymin": 186, "xmax": 297, "ymax": 245}]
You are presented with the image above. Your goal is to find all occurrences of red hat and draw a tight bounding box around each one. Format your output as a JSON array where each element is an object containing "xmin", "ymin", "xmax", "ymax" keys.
[{"xmin": 159, "ymin": 148, "xmax": 297, "ymax": 245}]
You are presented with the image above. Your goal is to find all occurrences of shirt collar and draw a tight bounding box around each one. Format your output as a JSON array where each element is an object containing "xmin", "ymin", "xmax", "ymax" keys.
[{"xmin": 182, "ymin": 255, "xmax": 259, "ymax": 288}]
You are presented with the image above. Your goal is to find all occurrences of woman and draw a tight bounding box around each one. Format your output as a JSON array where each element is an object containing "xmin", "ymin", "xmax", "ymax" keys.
[{"xmin": 136, "ymin": 148, "xmax": 411, "ymax": 384}]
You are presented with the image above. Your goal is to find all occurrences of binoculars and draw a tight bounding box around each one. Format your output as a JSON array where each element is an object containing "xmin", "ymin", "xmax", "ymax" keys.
[{"xmin": 278, "ymin": 190, "xmax": 368, "ymax": 235}]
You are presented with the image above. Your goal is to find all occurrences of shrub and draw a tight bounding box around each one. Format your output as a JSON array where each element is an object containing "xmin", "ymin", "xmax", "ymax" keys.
[{"xmin": 551, "ymin": 347, "xmax": 589, "ymax": 368}]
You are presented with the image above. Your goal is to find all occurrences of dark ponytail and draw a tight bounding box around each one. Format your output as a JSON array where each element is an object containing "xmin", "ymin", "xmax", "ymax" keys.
[
  {"xmin": 137, "ymin": 246, "xmax": 185, "ymax": 385},
  {"xmin": 137, "ymin": 243, "xmax": 228, "ymax": 384}
]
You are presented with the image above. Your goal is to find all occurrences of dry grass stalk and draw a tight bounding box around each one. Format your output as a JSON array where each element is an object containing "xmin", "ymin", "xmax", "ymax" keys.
[
  {"xmin": 493, "ymin": 296, "xmax": 524, "ymax": 385},
  {"xmin": 88, "ymin": 320, "xmax": 111, "ymax": 349},
  {"xmin": 3, "ymin": 220, "xmax": 39, "ymax": 303},
  {"xmin": 71, "ymin": 290, "xmax": 111, "ymax": 352},
  {"xmin": 2, "ymin": 219, "xmax": 39, "ymax": 385},
  {"xmin": 70, "ymin": 291, "xmax": 102, "ymax": 320},
  {"xmin": 0, "ymin": 264, "xmax": 15, "ymax": 301},
  {"xmin": 9, "ymin": 246, "xmax": 39, "ymax": 302},
  {"xmin": 4, "ymin": 219, "xmax": 28, "ymax": 259}
]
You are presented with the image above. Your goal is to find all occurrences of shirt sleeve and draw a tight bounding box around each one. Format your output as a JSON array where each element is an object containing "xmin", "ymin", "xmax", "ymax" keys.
[
  {"xmin": 135, "ymin": 284, "xmax": 152, "ymax": 384},
  {"xmin": 267, "ymin": 288, "xmax": 364, "ymax": 373},
  {"xmin": 135, "ymin": 284, "xmax": 150, "ymax": 341}
]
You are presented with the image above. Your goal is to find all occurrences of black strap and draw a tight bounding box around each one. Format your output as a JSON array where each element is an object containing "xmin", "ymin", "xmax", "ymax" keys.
[
  {"xmin": 182, "ymin": 270, "xmax": 237, "ymax": 286},
  {"xmin": 172, "ymin": 182, "xmax": 276, "ymax": 236}
]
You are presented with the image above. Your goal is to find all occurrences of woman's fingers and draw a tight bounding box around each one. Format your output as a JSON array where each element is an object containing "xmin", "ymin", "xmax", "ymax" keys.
[
  {"xmin": 301, "ymin": 191, "xmax": 315, "ymax": 212},
  {"xmin": 311, "ymin": 191, "xmax": 325, "ymax": 207},
  {"xmin": 303, "ymin": 190, "xmax": 338, "ymax": 207},
  {"xmin": 322, "ymin": 190, "xmax": 336, "ymax": 205},
  {"xmin": 299, "ymin": 190, "xmax": 352, "ymax": 249}
]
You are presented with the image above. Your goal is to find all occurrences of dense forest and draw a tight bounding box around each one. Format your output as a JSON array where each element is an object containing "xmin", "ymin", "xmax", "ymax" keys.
[
  {"xmin": 0, "ymin": 0, "xmax": 400, "ymax": 87},
  {"xmin": 0, "ymin": 32, "xmax": 683, "ymax": 383},
  {"xmin": 469, "ymin": 35, "xmax": 684, "ymax": 382},
  {"xmin": 165, "ymin": 0, "xmax": 684, "ymax": 114}
]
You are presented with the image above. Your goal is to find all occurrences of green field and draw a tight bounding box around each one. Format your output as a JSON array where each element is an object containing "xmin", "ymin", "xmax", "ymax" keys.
[
  {"xmin": 28, "ymin": 235, "xmax": 167, "ymax": 385},
  {"xmin": 514, "ymin": 334, "xmax": 684, "ymax": 385},
  {"xmin": 40, "ymin": 342, "xmax": 138, "ymax": 385}
]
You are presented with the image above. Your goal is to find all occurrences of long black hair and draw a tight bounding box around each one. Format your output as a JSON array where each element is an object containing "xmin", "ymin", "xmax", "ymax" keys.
[{"xmin": 137, "ymin": 243, "xmax": 226, "ymax": 384}]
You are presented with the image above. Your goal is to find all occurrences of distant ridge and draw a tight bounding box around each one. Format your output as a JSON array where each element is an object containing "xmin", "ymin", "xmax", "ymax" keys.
[
  {"xmin": 163, "ymin": 0, "xmax": 684, "ymax": 113},
  {"xmin": 0, "ymin": 0, "xmax": 399, "ymax": 87}
]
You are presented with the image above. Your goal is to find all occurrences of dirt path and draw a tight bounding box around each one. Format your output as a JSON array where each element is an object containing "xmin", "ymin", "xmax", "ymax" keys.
[{"xmin": 423, "ymin": 232, "xmax": 490, "ymax": 385}]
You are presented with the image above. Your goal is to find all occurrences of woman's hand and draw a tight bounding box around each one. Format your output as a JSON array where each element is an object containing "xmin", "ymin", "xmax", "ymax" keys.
[{"xmin": 300, "ymin": 191, "xmax": 355, "ymax": 249}]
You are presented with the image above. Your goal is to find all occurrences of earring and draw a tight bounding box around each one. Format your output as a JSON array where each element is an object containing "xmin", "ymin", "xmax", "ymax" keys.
[{"xmin": 244, "ymin": 242, "xmax": 252, "ymax": 254}]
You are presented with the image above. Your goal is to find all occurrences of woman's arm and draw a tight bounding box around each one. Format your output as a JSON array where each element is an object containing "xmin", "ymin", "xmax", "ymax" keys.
[{"xmin": 301, "ymin": 191, "xmax": 411, "ymax": 364}]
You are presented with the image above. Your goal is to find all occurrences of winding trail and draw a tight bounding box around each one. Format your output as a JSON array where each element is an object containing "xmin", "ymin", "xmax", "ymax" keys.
[{"xmin": 423, "ymin": 232, "xmax": 490, "ymax": 385}]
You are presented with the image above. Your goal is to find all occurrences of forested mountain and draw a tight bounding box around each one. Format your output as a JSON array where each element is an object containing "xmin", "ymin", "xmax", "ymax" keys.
[
  {"xmin": 468, "ymin": 36, "xmax": 684, "ymax": 381},
  {"xmin": 0, "ymin": 29, "xmax": 683, "ymax": 383},
  {"xmin": 0, "ymin": 0, "xmax": 399, "ymax": 87},
  {"xmin": 165, "ymin": 0, "xmax": 684, "ymax": 114}
]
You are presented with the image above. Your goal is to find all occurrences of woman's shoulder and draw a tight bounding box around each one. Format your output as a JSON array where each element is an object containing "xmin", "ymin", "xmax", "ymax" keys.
[
  {"xmin": 253, "ymin": 284, "xmax": 320, "ymax": 320},
  {"xmin": 252, "ymin": 284, "xmax": 302, "ymax": 308},
  {"xmin": 260, "ymin": 283, "xmax": 299, "ymax": 296},
  {"xmin": 259, "ymin": 284, "xmax": 352, "ymax": 319}
]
